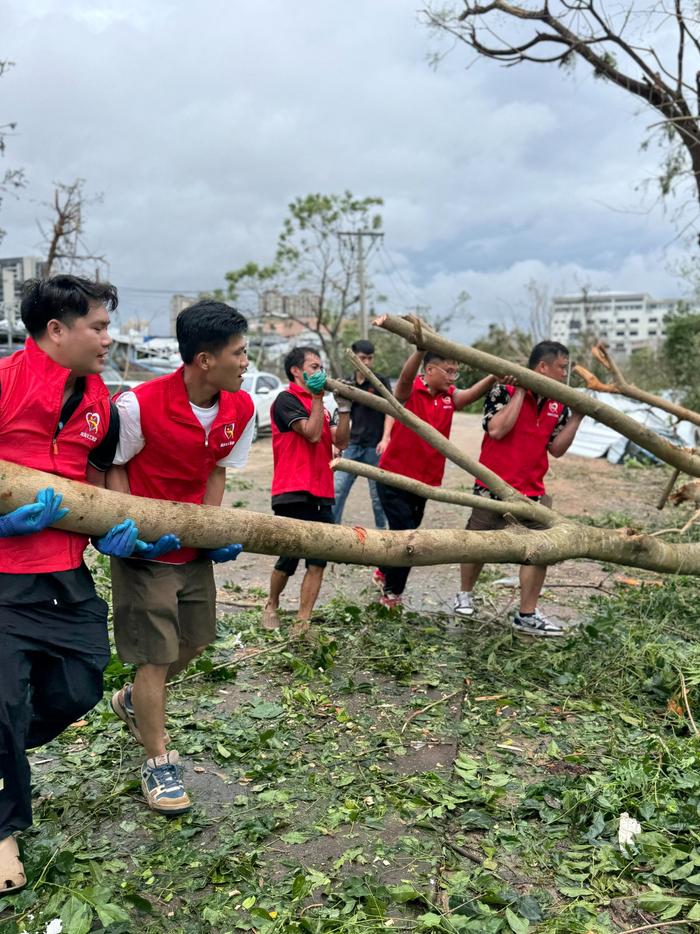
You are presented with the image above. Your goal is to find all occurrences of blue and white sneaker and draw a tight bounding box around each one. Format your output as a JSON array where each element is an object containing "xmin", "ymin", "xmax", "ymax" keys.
[{"xmin": 141, "ymin": 750, "xmax": 191, "ymax": 814}]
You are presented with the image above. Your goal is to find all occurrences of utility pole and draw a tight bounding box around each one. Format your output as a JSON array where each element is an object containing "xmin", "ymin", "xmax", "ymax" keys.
[{"xmin": 337, "ymin": 231, "xmax": 384, "ymax": 339}]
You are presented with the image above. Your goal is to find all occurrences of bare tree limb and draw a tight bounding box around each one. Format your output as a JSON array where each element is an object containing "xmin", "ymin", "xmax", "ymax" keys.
[
  {"xmin": 578, "ymin": 341, "xmax": 700, "ymax": 427},
  {"xmin": 327, "ymin": 367, "xmax": 557, "ymax": 525},
  {"xmin": 374, "ymin": 314, "xmax": 700, "ymax": 477},
  {"xmin": 330, "ymin": 457, "xmax": 548, "ymax": 522}
]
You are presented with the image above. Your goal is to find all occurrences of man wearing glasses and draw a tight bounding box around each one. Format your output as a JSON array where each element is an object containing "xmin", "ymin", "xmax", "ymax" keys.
[{"xmin": 375, "ymin": 347, "xmax": 497, "ymax": 608}]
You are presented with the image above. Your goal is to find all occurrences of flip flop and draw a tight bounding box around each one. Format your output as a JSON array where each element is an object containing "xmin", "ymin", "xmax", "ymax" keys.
[{"xmin": 0, "ymin": 835, "xmax": 26, "ymax": 894}]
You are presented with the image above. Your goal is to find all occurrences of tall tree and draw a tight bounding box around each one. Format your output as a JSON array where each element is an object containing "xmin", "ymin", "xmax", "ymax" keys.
[
  {"xmin": 0, "ymin": 59, "xmax": 25, "ymax": 245},
  {"xmin": 226, "ymin": 192, "xmax": 383, "ymax": 375},
  {"xmin": 425, "ymin": 2, "xmax": 700, "ymax": 228}
]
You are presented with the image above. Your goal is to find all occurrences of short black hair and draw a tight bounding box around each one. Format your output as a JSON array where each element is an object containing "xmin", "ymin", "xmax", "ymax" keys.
[
  {"xmin": 21, "ymin": 275, "xmax": 118, "ymax": 338},
  {"xmin": 176, "ymin": 300, "xmax": 248, "ymax": 364},
  {"xmin": 351, "ymin": 339, "xmax": 375, "ymax": 355},
  {"xmin": 424, "ymin": 351, "xmax": 454, "ymax": 367},
  {"xmin": 284, "ymin": 345, "xmax": 320, "ymax": 380},
  {"xmin": 528, "ymin": 340, "xmax": 569, "ymax": 369}
]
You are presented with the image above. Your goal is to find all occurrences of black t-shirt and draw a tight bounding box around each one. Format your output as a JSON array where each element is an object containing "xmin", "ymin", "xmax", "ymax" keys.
[
  {"xmin": 347, "ymin": 374, "xmax": 391, "ymax": 447},
  {"xmin": 0, "ymin": 380, "xmax": 120, "ymax": 606},
  {"xmin": 271, "ymin": 390, "xmax": 335, "ymax": 507}
]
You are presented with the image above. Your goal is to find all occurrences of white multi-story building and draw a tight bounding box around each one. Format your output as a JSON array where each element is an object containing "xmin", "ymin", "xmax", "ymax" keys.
[
  {"xmin": 0, "ymin": 256, "xmax": 46, "ymax": 326},
  {"xmin": 550, "ymin": 292, "xmax": 694, "ymax": 355}
]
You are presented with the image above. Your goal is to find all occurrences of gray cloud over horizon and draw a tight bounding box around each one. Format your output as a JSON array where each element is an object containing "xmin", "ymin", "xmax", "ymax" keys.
[{"xmin": 1, "ymin": 0, "xmax": 694, "ymax": 340}]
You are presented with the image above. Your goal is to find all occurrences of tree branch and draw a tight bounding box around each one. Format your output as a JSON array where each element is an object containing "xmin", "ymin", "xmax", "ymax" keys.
[
  {"xmin": 3, "ymin": 458, "xmax": 700, "ymax": 575},
  {"xmin": 329, "ymin": 357, "xmax": 558, "ymax": 525},
  {"xmin": 330, "ymin": 457, "xmax": 549, "ymax": 522},
  {"xmin": 374, "ymin": 314, "xmax": 700, "ymax": 477},
  {"xmin": 582, "ymin": 340, "xmax": 700, "ymax": 429}
]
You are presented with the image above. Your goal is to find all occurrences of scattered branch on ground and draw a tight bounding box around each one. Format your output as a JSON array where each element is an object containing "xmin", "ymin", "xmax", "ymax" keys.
[{"xmin": 400, "ymin": 689, "xmax": 462, "ymax": 734}]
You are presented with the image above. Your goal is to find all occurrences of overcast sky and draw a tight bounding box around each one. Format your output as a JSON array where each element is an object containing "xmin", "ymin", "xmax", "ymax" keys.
[{"xmin": 1, "ymin": 0, "xmax": 695, "ymax": 339}]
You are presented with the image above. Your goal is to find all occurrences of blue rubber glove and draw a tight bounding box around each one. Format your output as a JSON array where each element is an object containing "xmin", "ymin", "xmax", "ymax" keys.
[
  {"xmin": 203, "ymin": 543, "xmax": 243, "ymax": 564},
  {"xmin": 93, "ymin": 519, "xmax": 139, "ymax": 558},
  {"xmin": 133, "ymin": 533, "xmax": 181, "ymax": 559},
  {"xmin": 0, "ymin": 487, "xmax": 69, "ymax": 538},
  {"xmin": 303, "ymin": 369, "xmax": 327, "ymax": 395}
]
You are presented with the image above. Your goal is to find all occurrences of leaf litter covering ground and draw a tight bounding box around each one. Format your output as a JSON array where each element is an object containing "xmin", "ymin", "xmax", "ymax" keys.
[{"xmin": 3, "ymin": 555, "xmax": 700, "ymax": 933}]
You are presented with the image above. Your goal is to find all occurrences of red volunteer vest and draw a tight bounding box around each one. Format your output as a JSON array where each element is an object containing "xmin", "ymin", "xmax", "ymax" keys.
[
  {"xmin": 125, "ymin": 367, "xmax": 255, "ymax": 564},
  {"xmin": 270, "ymin": 382, "xmax": 334, "ymax": 499},
  {"xmin": 379, "ymin": 377, "xmax": 455, "ymax": 487},
  {"xmin": 478, "ymin": 386, "xmax": 565, "ymax": 497},
  {"xmin": 0, "ymin": 338, "xmax": 111, "ymax": 573}
]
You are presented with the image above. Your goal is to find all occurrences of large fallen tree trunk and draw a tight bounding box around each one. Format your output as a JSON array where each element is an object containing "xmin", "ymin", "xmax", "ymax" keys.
[
  {"xmin": 374, "ymin": 315, "xmax": 700, "ymax": 477},
  {"xmin": 2, "ymin": 459, "xmax": 700, "ymax": 575}
]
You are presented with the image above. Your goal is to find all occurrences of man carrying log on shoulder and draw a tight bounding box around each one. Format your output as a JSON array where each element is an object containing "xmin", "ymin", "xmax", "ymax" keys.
[
  {"xmin": 374, "ymin": 336, "xmax": 498, "ymax": 608},
  {"xmin": 262, "ymin": 346, "xmax": 350, "ymax": 634},
  {"xmin": 453, "ymin": 340, "xmax": 584, "ymax": 637},
  {"xmin": 0, "ymin": 275, "xmax": 162, "ymax": 894},
  {"xmin": 107, "ymin": 301, "xmax": 255, "ymax": 816}
]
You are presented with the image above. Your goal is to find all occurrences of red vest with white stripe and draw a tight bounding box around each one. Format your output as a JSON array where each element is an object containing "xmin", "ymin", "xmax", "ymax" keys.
[
  {"xmin": 0, "ymin": 338, "xmax": 111, "ymax": 573},
  {"xmin": 478, "ymin": 386, "xmax": 565, "ymax": 497},
  {"xmin": 125, "ymin": 367, "xmax": 254, "ymax": 563},
  {"xmin": 270, "ymin": 382, "xmax": 334, "ymax": 499}
]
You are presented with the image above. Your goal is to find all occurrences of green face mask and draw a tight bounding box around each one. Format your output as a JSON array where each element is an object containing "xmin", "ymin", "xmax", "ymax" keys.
[{"xmin": 303, "ymin": 370, "xmax": 327, "ymax": 394}]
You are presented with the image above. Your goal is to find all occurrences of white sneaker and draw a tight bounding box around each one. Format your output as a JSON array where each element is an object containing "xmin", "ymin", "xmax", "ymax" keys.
[
  {"xmin": 453, "ymin": 591, "xmax": 475, "ymax": 617},
  {"xmin": 512, "ymin": 608, "xmax": 565, "ymax": 638}
]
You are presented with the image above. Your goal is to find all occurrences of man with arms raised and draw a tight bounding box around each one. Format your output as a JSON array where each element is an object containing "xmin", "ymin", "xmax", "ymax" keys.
[
  {"xmin": 376, "ymin": 343, "xmax": 497, "ymax": 608},
  {"xmin": 454, "ymin": 340, "xmax": 584, "ymax": 637}
]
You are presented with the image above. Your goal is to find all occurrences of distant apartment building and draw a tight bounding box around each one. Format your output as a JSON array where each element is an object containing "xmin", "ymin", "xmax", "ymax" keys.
[
  {"xmin": 259, "ymin": 288, "xmax": 320, "ymax": 318},
  {"xmin": 550, "ymin": 291, "xmax": 694, "ymax": 355},
  {"xmin": 0, "ymin": 256, "xmax": 46, "ymax": 324}
]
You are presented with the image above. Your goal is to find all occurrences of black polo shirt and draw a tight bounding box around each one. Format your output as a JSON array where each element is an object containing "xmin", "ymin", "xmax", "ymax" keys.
[{"xmin": 348, "ymin": 374, "xmax": 391, "ymax": 447}]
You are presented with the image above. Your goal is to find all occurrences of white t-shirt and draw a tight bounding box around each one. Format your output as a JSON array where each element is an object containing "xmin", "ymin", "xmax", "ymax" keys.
[{"xmin": 113, "ymin": 390, "xmax": 255, "ymax": 468}]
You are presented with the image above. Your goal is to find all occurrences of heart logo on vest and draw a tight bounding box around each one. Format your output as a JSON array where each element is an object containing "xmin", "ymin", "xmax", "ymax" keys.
[
  {"xmin": 86, "ymin": 412, "xmax": 100, "ymax": 433},
  {"xmin": 548, "ymin": 402, "xmax": 558, "ymax": 413},
  {"xmin": 224, "ymin": 423, "xmax": 235, "ymax": 440}
]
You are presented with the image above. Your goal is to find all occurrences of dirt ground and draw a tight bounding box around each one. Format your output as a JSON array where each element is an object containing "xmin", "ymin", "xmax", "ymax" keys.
[
  {"xmin": 11, "ymin": 414, "xmax": 693, "ymax": 933},
  {"xmin": 217, "ymin": 412, "xmax": 671, "ymax": 626}
]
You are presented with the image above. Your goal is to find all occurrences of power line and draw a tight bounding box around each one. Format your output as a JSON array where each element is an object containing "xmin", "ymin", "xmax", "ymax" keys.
[
  {"xmin": 378, "ymin": 242, "xmax": 422, "ymax": 307},
  {"xmin": 377, "ymin": 247, "xmax": 418, "ymax": 310}
]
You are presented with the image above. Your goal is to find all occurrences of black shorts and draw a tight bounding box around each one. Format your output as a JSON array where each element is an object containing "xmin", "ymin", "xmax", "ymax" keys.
[
  {"xmin": 272, "ymin": 500, "xmax": 334, "ymax": 575},
  {"xmin": 0, "ymin": 595, "xmax": 110, "ymax": 656}
]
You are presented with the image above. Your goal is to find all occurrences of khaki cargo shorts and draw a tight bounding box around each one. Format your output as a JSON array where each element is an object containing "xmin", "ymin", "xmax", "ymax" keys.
[{"xmin": 111, "ymin": 556, "xmax": 216, "ymax": 666}]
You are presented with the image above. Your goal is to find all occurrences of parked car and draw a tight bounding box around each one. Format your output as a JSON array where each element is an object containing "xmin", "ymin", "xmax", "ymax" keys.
[
  {"xmin": 101, "ymin": 366, "xmax": 144, "ymax": 396},
  {"xmin": 241, "ymin": 370, "xmax": 285, "ymax": 441}
]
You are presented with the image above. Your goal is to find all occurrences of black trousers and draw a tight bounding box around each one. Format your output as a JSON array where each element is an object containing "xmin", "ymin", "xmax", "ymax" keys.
[
  {"xmin": 377, "ymin": 484, "xmax": 427, "ymax": 596},
  {"xmin": 0, "ymin": 600, "xmax": 109, "ymax": 838}
]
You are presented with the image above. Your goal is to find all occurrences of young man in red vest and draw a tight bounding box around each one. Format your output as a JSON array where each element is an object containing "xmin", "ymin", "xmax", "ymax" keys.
[
  {"xmin": 0, "ymin": 275, "xmax": 160, "ymax": 893},
  {"xmin": 454, "ymin": 341, "xmax": 584, "ymax": 637},
  {"xmin": 376, "ymin": 346, "xmax": 498, "ymax": 608},
  {"xmin": 262, "ymin": 346, "xmax": 350, "ymax": 632},
  {"xmin": 107, "ymin": 301, "xmax": 255, "ymax": 815}
]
